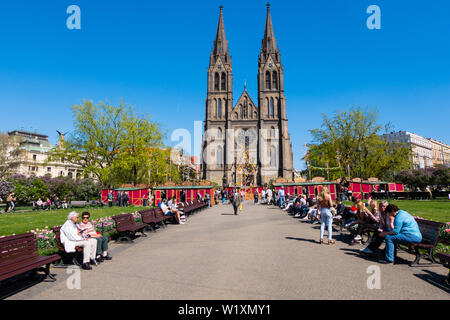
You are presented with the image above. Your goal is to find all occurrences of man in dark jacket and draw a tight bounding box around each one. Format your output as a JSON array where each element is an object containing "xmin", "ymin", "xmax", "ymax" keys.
[{"xmin": 232, "ymin": 189, "xmax": 241, "ymax": 215}]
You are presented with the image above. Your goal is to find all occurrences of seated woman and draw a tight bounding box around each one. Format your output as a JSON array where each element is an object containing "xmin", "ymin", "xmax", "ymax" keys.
[
  {"xmin": 77, "ymin": 212, "xmax": 112, "ymax": 263},
  {"xmin": 350, "ymin": 200, "xmax": 381, "ymax": 244},
  {"xmin": 160, "ymin": 198, "xmax": 184, "ymax": 224},
  {"xmin": 44, "ymin": 197, "xmax": 52, "ymax": 210},
  {"xmin": 60, "ymin": 211, "xmax": 98, "ymax": 270},
  {"xmin": 35, "ymin": 198, "xmax": 44, "ymax": 210},
  {"xmin": 361, "ymin": 200, "xmax": 393, "ymax": 254}
]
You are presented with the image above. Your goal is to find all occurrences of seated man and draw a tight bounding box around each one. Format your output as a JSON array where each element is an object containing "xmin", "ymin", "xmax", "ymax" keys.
[
  {"xmin": 160, "ymin": 198, "xmax": 184, "ymax": 224},
  {"xmin": 60, "ymin": 211, "xmax": 98, "ymax": 270},
  {"xmin": 377, "ymin": 204, "xmax": 422, "ymax": 264}
]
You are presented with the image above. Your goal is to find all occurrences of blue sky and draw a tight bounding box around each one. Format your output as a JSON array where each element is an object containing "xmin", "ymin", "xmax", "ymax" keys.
[{"xmin": 0, "ymin": 0, "xmax": 449, "ymax": 170}]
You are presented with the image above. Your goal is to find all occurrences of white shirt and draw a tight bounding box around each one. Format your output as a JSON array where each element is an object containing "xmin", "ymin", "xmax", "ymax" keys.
[
  {"xmin": 60, "ymin": 220, "xmax": 84, "ymax": 253},
  {"xmin": 160, "ymin": 202, "xmax": 169, "ymax": 213},
  {"xmin": 301, "ymin": 198, "xmax": 307, "ymax": 206}
]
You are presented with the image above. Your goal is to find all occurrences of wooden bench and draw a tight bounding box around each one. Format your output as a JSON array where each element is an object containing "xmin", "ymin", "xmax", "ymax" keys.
[
  {"xmin": 139, "ymin": 209, "xmax": 165, "ymax": 231},
  {"xmin": 154, "ymin": 207, "xmax": 177, "ymax": 224},
  {"xmin": 435, "ymin": 252, "xmax": 450, "ymax": 285},
  {"xmin": 52, "ymin": 226, "xmax": 84, "ymax": 267},
  {"xmin": 399, "ymin": 219, "xmax": 443, "ymax": 266},
  {"xmin": 111, "ymin": 214, "xmax": 147, "ymax": 243},
  {"xmin": 70, "ymin": 200, "xmax": 88, "ymax": 208},
  {"xmin": 0, "ymin": 233, "xmax": 60, "ymax": 283}
]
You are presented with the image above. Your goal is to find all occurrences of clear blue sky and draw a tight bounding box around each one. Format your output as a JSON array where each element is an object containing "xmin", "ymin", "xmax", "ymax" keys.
[{"xmin": 1, "ymin": 0, "xmax": 449, "ymax": 170}]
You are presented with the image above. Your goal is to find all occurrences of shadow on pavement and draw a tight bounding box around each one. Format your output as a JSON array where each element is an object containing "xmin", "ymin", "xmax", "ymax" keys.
[
  {"xmin": 285, "ymin": 236, "xmax": 318, "ymax": 244},
  {"xmin": 0, "ymin": 273, "xmax": 53, "ymax": 300},
  {"xmin": 221, "ymin": 213, "xmax": 236, "ymax": 216},
  {"xmin": 413, "ymin": 269, "xmax": 450, "ymax": 294}
]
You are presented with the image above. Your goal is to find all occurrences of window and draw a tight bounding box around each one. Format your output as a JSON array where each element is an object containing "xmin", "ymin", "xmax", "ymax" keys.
[
  {"xmin": 272, "ymin": 71, "xmax": 278, "ymax": 89},
  {"xmin": 270, "ymin": 146, "xmax": 277, "ymax": 167},
  {"xmin": 218, "ymin": 128, "xmax": 223, "ymax": 139},
  {"xmin": 270, "ymin": 127, "xmax": 276, "ymax": 138},
  {"xmin": 47, "ymin": 167, "xmax": 51, "ymax": 172},
  {"xmin": 217, "ymin": 146, "xmax": 223, "ymax": 167},
  {"xmin": 221, "ymin": 73, "xmax": 226, "ymax": 91},
  {"xmin": 265, "ymin": 71, "xmax": 271, "ymax": 90},
  {"xmin": 214, "ymin": 73, "xmax": 219, "ymax": 91},
  {"xmin": 218, "ymin": 99, "xmax": 222, "ymax": 118},
  {"xmin": 33, "ymin": 154, "xmax": 37, "ymax": 161},
  {"xmin": 270, "ymin": 98, "xmax": 274, "ymax": 117}
]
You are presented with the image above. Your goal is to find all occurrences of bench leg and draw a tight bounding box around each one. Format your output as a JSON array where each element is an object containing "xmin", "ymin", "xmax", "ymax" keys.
[
  {"xmin": 410, "ymin": 247, "xmax": 423, "ymax": 266},
  {"xmin": 140, "ymin": 230, "xmax": 147, "ymax": 237}
]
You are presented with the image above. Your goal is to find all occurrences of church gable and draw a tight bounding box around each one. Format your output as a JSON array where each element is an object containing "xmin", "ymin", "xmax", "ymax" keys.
[{"xmin": 231, "ymin": 90, "xmax": 258, "ymax": 120}]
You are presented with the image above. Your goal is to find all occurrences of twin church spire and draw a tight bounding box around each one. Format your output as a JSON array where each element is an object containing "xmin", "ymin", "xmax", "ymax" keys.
[{"xmin": 212, "ymin": 4, "xmax": 278, "ymax": 61}]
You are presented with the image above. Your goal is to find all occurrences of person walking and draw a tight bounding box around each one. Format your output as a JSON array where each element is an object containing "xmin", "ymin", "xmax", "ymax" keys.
[
  {"xmin": 107, "ymin": 191, "xmax": 113, "ymax": 207},
  {"xmin": 232, "ymin": 189, "xmax": 241, "ymax": 215},
  {"xmin": 253, "ymin": 189, "xmax": 259, "ymax": 204},
  {"xmin": 205, "ymin": 192, "xmax": 211, "ymax": 208},
  {"xmin": 318, "ymin": 187, "xmax": 335, "ymax": 245}
]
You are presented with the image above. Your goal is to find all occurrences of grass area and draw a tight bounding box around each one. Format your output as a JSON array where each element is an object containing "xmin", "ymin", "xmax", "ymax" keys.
[
  {"xmin": 0, "ymin": 206, "xmax": 144, "ymax": 237},
  {"xmin": 343, "ymin": 199, "xmax": 450, "ymax": 223}
]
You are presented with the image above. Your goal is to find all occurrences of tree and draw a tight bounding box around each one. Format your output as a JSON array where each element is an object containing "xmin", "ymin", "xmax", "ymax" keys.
[
  {"xmin": 49, "ymin": 100, "xmax": 164, "ymax": 187},
  {"xmin": 0, "ymin": 132, "xmax": 26, "ymax": 179},
  {"xmin": 304, "ymin": 107, "xmax": 412, "ymax": 181}
]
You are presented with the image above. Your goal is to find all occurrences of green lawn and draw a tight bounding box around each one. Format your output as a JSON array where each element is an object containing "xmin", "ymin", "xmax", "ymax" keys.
[
  {"xmin": 343, "ymin": 199, "xmax": 450, "ymax": 223},
  {"xmin": 0, "ymin": 206, "xmax": 144, "ymax": 237}
]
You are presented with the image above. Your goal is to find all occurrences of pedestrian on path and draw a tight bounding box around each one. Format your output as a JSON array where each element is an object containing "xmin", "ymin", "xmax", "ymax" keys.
[
  {"xmin": 318, "ymin": 187, "xmax": 335, "ymax": 245},
  {"xmin": 232, "ymin": 189, "xmax": 241, "ymax": 215}
]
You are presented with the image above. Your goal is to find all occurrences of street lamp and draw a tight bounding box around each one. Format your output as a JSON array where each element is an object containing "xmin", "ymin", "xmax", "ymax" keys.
[{"xmin": 356, "ymin": 146, "xmax": 363, "ymax": 200}]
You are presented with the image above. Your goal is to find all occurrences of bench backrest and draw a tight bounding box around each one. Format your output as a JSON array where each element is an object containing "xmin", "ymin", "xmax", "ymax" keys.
[
  {"xmin": 415, "ymin": 219, "xmax": 443, "ymax": 246},
  {"xmin": 112, "ymin": 214, "xmax": 135, "ymax": 231},
  {"xmin": 51, "ymin": 227, "xmax": 65, "ymax": 252},
  {"xmin": 0, "ymin": 233, "xmax": 39, "ymax": 269},
  {"xmin": 138, "ymin": 209, "xmax": 155, "ymax": 223}
]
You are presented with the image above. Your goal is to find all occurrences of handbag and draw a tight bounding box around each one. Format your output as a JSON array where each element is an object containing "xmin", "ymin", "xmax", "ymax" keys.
[{"xmin": 239, "ymin": 204, "xmax": 242, "ymax": 211}]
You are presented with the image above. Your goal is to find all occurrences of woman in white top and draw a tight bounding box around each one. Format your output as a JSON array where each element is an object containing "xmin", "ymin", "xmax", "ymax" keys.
[{"xmin": 60, "ymin": 211, "xmax": 98, "ymax": 270}]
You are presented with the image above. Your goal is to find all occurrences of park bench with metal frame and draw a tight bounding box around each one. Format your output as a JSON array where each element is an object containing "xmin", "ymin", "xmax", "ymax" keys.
[
  {"xmin": 398, "ymin": 219, "xmax": 443, "ymax": 266},
  {"xmin": 139, "ymin": 209, "xmax": 165, "ymax": 232},
  {"xmin": 111, "ymin": 214, "xmax": 147, "ymax": 243},
  {"xmin": 70, "ymin": 200, "xmax": 88, "ymax": 208},
  {"xmin": 0, "ymin": 233, "xmax": 60, "ymax": 284}
]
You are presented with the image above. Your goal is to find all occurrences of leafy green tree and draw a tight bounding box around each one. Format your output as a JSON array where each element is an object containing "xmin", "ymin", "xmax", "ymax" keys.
[
  {"xmin": 305, "ymin": 107, "xmax": 412, "ymax": 181},
  {"xmin": 49, "ymin": 100, "xmax": 163, "ymax": 187}
]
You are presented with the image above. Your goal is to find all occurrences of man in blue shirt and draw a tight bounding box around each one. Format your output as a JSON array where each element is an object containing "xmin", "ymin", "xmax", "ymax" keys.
[{"xmin": 378, "ymin": 204, "xmax": 422, "ymax": 264}]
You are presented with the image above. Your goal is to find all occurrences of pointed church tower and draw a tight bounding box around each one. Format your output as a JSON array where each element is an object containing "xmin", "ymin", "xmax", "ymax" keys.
[
  {"xmin": 202, "ymin": 6, "xmax": 233, "ymax": 183},
  {"xmin": 257, "ymin": 3, "xmax": 293, "ymax": 182}
]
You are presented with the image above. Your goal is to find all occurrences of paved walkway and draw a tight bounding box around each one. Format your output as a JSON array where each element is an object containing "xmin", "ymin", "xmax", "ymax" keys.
[{"xmin": 5, "ymin": 202, "xmax": 450, "ymax": 299}]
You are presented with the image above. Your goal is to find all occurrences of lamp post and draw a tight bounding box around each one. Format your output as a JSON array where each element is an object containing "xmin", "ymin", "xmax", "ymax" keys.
[{"xmin": 357, "ymin": 146, "xmax": 363, "ymax": 200}]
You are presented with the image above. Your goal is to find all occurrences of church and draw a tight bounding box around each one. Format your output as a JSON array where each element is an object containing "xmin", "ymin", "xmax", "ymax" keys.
[{"xmin": 200, "ymin": 4, "xmax": 294, "ymax": 187}]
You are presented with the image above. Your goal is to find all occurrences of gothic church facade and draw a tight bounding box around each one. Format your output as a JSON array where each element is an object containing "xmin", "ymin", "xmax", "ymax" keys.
[{"xmin": 201, "ymin": 4, "xmax": 294, "ymax": 186}]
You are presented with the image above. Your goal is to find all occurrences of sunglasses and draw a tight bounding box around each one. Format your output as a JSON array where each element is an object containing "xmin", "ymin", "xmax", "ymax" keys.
[{"xmin": 82, "ymin": 216, "xmax": 89, "ymax": 220}]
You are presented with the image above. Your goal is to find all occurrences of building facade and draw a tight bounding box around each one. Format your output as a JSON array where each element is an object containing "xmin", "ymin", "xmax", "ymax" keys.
[
  {"xmin": 7, "ymin": 130, "xmax": 84, "ymax": 179},
  {"xmin": 201, "ymin": 5, "xmax": 294, "ymax": 186},
  {"xmin": 428, "ymin": 138, "xmax": 450, "ymax": 167},
  {"xmin": 383, "ymin": 131, "xmax": 434, "ymax": 169}
]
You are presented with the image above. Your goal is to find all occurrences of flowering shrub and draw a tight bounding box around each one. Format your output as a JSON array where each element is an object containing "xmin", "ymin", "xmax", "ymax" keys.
[
  {"xmin": 439, "ymin": 222, "xmax": 450, "ymax": 243},
  {"xmin": 30, "ymin": 227, "xmax": 58, "ymax": 254},
  {"xmin": 91, "ymin": 216, "xmax": 116, "ymax": 235}
]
